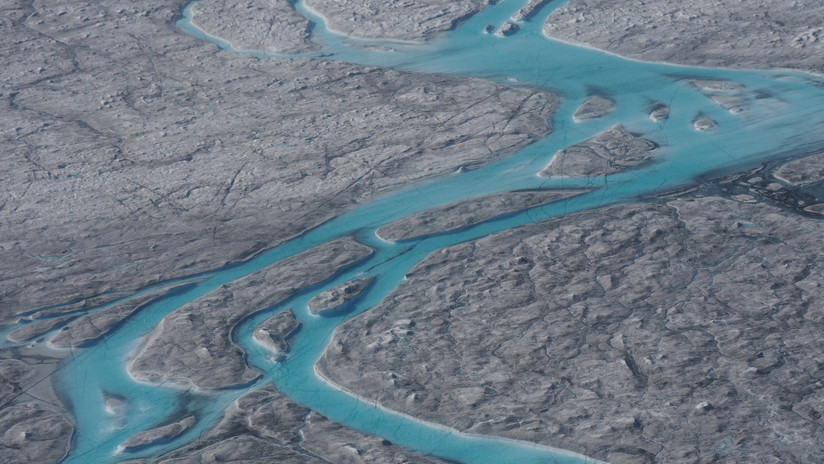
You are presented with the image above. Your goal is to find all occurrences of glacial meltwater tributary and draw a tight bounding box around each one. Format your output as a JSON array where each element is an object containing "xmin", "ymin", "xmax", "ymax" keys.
[{"xmin": 6, "ymin": 0, "xmax": 824, "ymax": 462}]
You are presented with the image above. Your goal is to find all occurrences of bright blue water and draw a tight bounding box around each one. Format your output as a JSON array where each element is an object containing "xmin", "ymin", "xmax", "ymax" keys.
[{"xmin": 5, "ymin": 0, "xmax": 824, "ymax": 463}]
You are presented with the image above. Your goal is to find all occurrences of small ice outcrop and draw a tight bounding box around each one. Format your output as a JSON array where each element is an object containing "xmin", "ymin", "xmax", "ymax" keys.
[
  {"xmin": 688, "ymin": 79, "xmax": 744, "ymax": 92},
  {"xmin": 692, "ymin": 115, "xmax": 717, "ymax": 131},
  {"xmin": 253, "ymin": 309, "xmax": 302, "ymax": 355},
  {"xmin": 773, "ymin": 151, "xmax": 824, "ymax": 186},
  {"xmin": 120, "ymin": 415, "xmax": 196, "ymax": 451},
  {"xmin": 495, "ymin": 21, "xmax": 519, "ymax": 37},
  {"xmin": 309, "ymin": 277, "xmax": 374, "ymax": 315},
  {"xmin": 541, "ymin": 124, "xmax": 657, "ymax": 177},
  {"xmin": 573, "ymin": 95, "xmax": 614, "ymax": 121},
  {"xmin": 511, "ymin": 0, "xmax": 551, "ymax": 22},
  {"xmin": 711, "ymin": 95, "xmax": 747, "ymax": 114},
  {"xmin": 689, "ymin": 79, "xmax": 748, "ymax": 114},
  {"xmin": 105, "ymin": 396, "xmax": 126, "ymax": 416},
  {"xmin": 694, "ymin": 401, "xmax": 713, "ymax": 413},
  {"xmin": 104, "ymin": 394, "xmax": 128, "ymax": 430},
  {"xmin": 649, "ymin": 104, "xmax": 669, "ymax": 122}
]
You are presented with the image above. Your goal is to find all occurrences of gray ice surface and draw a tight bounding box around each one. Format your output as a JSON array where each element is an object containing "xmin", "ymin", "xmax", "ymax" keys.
[
  {"xmin": 153, "ymin": 385, "xmax": 444, "ymax": 463},
  {"xmin": 774, "ymin": 151, "xmax": 824, "ymax": 186},
  {"xmin": 253, "ymin": 309, "xmax": 302, "ymax": 355},
  {"xmin": 51, "ymin": 283, "xmax": 194, "ymax": 347},
  {"xmin": 0, "ymin": 1, "xmax": 559, "ymax": 460},
  {"xmin": 1, "ymin": 0, "xmax": 556, "ymax": 330},
  {"xmin": 692, "ymin": 115, "xmax": 717, "ymax": 132},
  {"xmin": 128, "ymin": 239, "xmax": 372, "ymax": 389},
  {"xmin": 544, "ymin": 0, "xmax": 824, "ymax": 74},
  {"xmin": 7, "ymin": 316, "xmax": 76, "ymax": 343},
  {"xmin": 304, "ymin": 0, "xmax": 491, "ymax": 41},
  {"xmin": 511, "ymin": 0, "xmax": 552, "ymax": 22},
  {"xmin": 121, "ymin": 415, "xmax": 197, "ymax": 451},
  {"xmin": 4, "ymin": 1, "xmax": 824, "ymax": 463},
  {"xmin": 320, "ymin": 181, "xmax": 824, "ymax": 463},
  {"xmin": 308, "ymin": 277, "xmax": 375, "ymax": 314},
  {"xmin": 191, "ymin": 0, "xmax": 319, "ymax": 54},
  {"xmin": 0, "ymin": 403, "xmax": 73, "ymax": 464},
  {"xmin": 689, "ymin": 79, "xmax": 749, "ymax": 114},
  {"xmin": 572, "ymin": 95, "xmax": 614, "ymax": 121},
  {"xmin": 495, "ymin": 21, "xmax": 519, "ymax": 37},
  {"xmin": 376, "ymin": 190, "xmax": 586, "ymax": 242},
  {"xmin": 540, "ymin": 124, "xmax": 657, "ymax": 177},
  {"xmin": 648, "ymin": 104, "xmax": 669, "ymax": 122}
]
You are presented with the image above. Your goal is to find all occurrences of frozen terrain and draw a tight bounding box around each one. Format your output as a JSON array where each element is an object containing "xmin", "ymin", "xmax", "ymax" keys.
[
  {"xmin": 544, "ymin": 0, "xmax": 824, "ymax": 74},
  {"xmin": 320, "ymin": 164, "xmax": 824, "ymax": 462},
  {"xmin": 2, "ymin": 0, "xmax": 824, "ymax": 463}
]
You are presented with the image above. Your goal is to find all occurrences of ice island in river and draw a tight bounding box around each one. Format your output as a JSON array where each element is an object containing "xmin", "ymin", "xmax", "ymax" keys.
[{"xmin": 2, "ymin": 0, "xmax": 824, "ymax": 463}]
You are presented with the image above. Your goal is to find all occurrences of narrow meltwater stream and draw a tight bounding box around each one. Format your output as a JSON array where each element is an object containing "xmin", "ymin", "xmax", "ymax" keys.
[{"xmin": 6, "ymin": 1, "xmax": 824, "ymax": 463}]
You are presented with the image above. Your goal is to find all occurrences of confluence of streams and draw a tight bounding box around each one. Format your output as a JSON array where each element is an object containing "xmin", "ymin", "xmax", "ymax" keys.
[{"xmin": 5, "ymin": 0, "xmax": 824, "ymax": 463}]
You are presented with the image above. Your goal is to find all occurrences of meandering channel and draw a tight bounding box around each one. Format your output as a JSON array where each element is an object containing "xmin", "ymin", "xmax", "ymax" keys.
[{"xmin": 5, "ymin": 0, "xmax": 824, "ymax": 462}]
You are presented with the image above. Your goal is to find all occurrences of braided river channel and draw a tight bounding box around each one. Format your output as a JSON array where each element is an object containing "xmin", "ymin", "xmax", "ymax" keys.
[{"xmin": 5, "ymin": 0, "xmax": 824, "ymax": 462}]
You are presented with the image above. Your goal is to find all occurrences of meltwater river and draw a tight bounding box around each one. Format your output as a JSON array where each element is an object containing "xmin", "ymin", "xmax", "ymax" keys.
[{"xmin": 7, "ymin": 0, "xmax": 824, "ymax": 463}]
